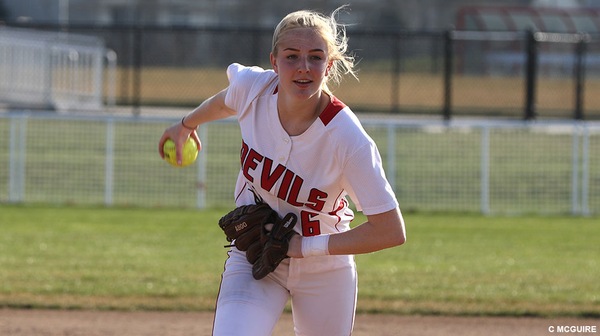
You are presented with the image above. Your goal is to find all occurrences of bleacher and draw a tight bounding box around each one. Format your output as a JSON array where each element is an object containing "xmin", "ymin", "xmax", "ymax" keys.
[{"xmin": 0, "ymin": 26, "xmax": 116, "ymax": 112}]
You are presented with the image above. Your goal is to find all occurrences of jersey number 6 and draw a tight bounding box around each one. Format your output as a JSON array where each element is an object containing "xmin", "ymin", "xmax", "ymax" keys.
[{"xmin": 300, "ymin": 211, "xmax": 321, "ymax": 236}]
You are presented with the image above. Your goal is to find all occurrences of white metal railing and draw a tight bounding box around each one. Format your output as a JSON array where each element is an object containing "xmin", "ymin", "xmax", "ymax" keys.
[{"xmin": 0, "ymin": 113, "xmax": 598, "ymax": 215}]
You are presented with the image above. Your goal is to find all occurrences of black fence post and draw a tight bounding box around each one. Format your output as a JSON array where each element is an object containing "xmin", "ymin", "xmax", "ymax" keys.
[
  {"xmin": 391, "ymin": 32, "xmax": 401, "ymax": 113},
  {"xmin": 132, "ymin": 25, "xmax": 142, "ymax": 116},
  {"xmin": 574, "ymin": 34, "xmax": 587, "ymax": 120},
  {"xmin": 443, "ymin": 29, "xmax": 453, "ymax": 121},
  {"xmin": 251, "ymin": 28, "xmax": 262, "ymax": 66},
  {"xmin": 524, "ymin": 30, "xmax": 538, "ymax": 120}
]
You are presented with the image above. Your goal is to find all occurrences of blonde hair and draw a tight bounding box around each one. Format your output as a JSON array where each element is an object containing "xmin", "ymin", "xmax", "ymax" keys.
[{"xmin": 271, "ymin": 6, "xmax": 358, "ymax": 93}]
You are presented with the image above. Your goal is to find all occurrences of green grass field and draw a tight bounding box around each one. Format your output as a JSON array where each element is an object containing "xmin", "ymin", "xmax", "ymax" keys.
[{"xmin": 1, "ymin": 205, "xmax": 598, "ymax": 318}]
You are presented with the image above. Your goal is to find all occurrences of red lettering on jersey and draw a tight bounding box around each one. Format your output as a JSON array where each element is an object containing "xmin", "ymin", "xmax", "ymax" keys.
[
  {"xmin": 240, "ymin": 141, "xmax": 249, "ymax": 167},
  {"xmin": 277, "ymin": 170, "xmax": 294, "ymax": 200},
  {"xmin": 261, "ymin": 157, "xmax": 286, "ymax": 192},
  {"xmin": 306, "ymin": 188, "xmax": 328, "ymax": 211},
  {"xmin": 240, "ymin": 142, "xmax": 331, "ymax": 211},
  {"xmin": 286, "ymin": 175, "xmax": 304, "ymax": 206},
  {"xmin": 242, "ymin": 149, "xmax": 263, "ymax": 182}
]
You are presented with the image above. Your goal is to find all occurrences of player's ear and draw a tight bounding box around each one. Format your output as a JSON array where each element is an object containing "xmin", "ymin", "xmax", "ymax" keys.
[{"xmin": 270, "ymin": 53, "xmax": 278, "ymax": 73}]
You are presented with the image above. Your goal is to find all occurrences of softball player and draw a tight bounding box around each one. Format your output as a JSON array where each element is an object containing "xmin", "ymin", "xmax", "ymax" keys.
[{"xmin": 159, "ymin": 7, "xmax": 406, "ymax": 336}]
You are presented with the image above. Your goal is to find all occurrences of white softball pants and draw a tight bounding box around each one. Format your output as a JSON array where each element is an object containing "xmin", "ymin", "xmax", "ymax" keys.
[{"xmin": 212, "ymin": 248, "xmax": 357, "ymax": 336}]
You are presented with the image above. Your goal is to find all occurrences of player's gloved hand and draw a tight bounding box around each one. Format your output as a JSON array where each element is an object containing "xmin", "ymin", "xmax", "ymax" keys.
[
  {"xmin": 252, "ymin": 213, "xmax": 298, "ymax": 280},
  {"xmin": 218, "ymin": 203, "xmax": 279, "ymax": 264}
]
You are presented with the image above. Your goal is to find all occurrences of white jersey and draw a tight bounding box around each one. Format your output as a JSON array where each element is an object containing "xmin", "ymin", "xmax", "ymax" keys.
[{"xmin": 225, "ymin": 63, "xmax": 398, "ymax": 237}]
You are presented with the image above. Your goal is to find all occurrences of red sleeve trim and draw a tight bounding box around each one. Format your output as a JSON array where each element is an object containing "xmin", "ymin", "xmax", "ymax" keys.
[{"xmin": 319, "ymin": 96, "xmax": 346, "ymax": 126}]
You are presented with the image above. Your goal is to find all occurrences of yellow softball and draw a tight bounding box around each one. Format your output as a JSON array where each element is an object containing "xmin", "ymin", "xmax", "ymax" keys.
[{"xmin": 163, "ymin": 137, "xmax": 198, "ymax": 167}]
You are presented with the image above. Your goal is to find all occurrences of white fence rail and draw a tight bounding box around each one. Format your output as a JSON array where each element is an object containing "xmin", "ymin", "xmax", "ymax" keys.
[
  {"xmin": 0, "ymin": 27, "xmax": 116, "ymax": 112},
  {"xmin": 0, "ymin": 113, "xmax": 598, "ymax": 215}
]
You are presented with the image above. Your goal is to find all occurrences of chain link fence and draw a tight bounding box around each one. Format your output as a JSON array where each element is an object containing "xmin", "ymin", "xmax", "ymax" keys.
[{"xmin": 1, "ymin": 113, "xmax": 598, "ymax": 215}]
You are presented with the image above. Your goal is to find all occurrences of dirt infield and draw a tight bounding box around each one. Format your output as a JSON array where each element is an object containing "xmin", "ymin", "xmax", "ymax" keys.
[{"xmin": 1, "ymin": 309, "xmax": 598, "ymax": 336}]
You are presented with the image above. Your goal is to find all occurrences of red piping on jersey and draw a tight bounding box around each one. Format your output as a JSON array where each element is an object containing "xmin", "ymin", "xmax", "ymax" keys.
[
  {"xmin": 319, "ymin": 96, "xmax": 346, "ymax": 126},
  {"xmin": 234, "ymin": 182, "xmax": 248, "ymax": 203},
  {"xmin": 330, "ymin": 191, "xmax": 349, "ymax": 232},
  {"xmin": 272, "ymin": 85, "xmax": 345, "ymax": 126}
]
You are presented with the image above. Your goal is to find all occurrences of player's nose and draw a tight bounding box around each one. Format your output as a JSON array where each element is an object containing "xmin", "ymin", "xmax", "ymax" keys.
[{"xmin": 297, "ymin": 57, "xmax": 310, "ymax": 73}]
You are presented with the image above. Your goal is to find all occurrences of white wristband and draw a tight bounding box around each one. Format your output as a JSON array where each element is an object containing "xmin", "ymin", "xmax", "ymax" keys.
[{"xmin": 301, "ymin": 235, "xmax": 330, "ymax": 257}]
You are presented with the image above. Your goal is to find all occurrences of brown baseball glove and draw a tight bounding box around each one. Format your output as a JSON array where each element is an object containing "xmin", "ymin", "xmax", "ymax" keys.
[
  {"xmin": 252, "ymin": 213, "xmax": 298, "ymax": 280},
  {"xmin": 218, "ymin": 203, "xmax": 279, "ymax": 264}
]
